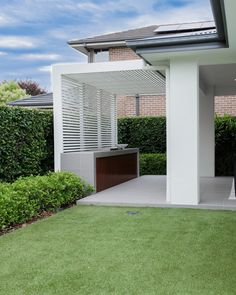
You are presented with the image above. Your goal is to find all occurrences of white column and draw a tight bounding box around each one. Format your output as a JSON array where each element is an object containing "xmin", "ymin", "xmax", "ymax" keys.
[
  {"xmin": 52, "ymin": 68, "xmax": 63, "ymax": 172},
  {"xmin": 199, "ymin": 87, "xmax": 215, "ymax": 177},
  {"xmin": 166, "ymin": 58, "xmax": 199, "ymax": 205}
]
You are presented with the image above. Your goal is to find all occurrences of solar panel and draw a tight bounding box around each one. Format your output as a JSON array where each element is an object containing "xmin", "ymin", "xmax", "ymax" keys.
[
  {"xmin": 154, "ymin": 24, "xmax": 181, "ymax": 33},
  {"xmin": 154, "ymin": 21, "xmax": 215, "ymax": 34},
  {"xmin": 201, "ymin": 21, "xmax": 215, "ymax": 29},
  {"xmin": 180, "ymin": 22, "xmax": 203, "ymax": 30}
]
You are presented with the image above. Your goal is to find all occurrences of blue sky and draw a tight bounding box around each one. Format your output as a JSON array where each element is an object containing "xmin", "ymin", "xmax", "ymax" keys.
[{"xmin": 0, "ymin": 0, "xmax": 213, "ymax": 91}]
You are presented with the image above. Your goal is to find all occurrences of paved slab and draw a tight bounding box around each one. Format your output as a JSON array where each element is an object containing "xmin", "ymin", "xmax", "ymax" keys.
[{"xmin": 77, "ymin": 175, "xmax": 236, "ymax": 210}]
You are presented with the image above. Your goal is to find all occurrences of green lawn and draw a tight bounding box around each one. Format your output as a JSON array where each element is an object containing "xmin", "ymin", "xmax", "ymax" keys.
[{"xmin": 1, "ymin": 206, "xmax": 236, "ymax": 295}]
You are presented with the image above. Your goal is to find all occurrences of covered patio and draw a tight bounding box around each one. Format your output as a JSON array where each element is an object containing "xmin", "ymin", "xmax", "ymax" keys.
[{"xmin": 52, "ymin": 57, "xmax": 236, "ymax": 209}]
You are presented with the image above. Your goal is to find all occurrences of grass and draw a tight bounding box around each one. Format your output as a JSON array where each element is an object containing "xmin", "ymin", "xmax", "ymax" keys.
[{"xmin": 0, "ymin": 206, "xmax": 236, "ymax": 295}]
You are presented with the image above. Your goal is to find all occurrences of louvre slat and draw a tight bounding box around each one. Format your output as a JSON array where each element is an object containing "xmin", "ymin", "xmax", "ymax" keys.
[{"xmin": 62, "ymin": 76, "xmax": 117, "ymax": 152}]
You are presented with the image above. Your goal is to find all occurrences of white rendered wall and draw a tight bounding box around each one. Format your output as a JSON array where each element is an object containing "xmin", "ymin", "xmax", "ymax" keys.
[
  {"xmin": 167, "ymin": 58, "xmax": 199, "ymax": 205},
  {"xmin": 199, "ymin": 87, "xmax": 215, "ymax": 177}
]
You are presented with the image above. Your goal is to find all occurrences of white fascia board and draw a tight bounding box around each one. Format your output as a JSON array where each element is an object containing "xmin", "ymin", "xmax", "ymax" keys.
[{"xmin": 52, "ymin": 60, "xmax": 166, "ymax": 75}]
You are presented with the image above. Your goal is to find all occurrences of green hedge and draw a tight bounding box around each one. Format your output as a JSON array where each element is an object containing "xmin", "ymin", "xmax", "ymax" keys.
[
  {"xmin": 215, "ymin": 116, "xmax": 236, "ymax": 176},
  {"xmin": 119, "ymin": 116, "xmax": 236, "ymax": 176},
  {"xmin": 0, "ymin": 107, "xmax": 235, "ymax": 181},
  {"xmin": 118, "ymin": 117, "xmax": 166, "ymax": 153},
  {"xmin": 0, "ymin": 172, "xmax": 93, "ymax": 229},
  {"xmin": 0, "ymin": 106, "xmax": 53, "ymax": 182},
  {"xmin": 140, "ymin": 153, "xmax": 166, "ymax": 175}
]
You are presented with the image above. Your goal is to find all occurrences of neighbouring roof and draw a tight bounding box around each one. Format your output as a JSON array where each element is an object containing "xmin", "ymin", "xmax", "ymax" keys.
[{"xmin": 7, "ymin": 93, "xmax": 53, "ymax": 108}]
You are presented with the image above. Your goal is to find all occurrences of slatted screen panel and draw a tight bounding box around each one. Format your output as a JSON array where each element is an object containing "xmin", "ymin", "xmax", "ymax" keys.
[{"xmin": 62, "ymin": 76, "xmax": 117, "ymax": 152}]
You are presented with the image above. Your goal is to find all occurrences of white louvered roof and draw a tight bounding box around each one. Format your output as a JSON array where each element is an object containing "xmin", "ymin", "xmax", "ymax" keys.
[{"xmin": 59, "ymin": 60, "xmax": 165, "ymax": 96}]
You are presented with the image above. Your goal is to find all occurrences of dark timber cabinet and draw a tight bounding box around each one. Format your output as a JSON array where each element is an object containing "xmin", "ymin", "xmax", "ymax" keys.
[{"xmin": 96, "ymin": 153, "xmax": 138, "ymax": 192}]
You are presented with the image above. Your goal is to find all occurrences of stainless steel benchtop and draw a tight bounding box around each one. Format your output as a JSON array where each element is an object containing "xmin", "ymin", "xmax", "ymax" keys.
[{"xmin": 63, "ymin": 148, "xmax": 139, "ymax": 158}]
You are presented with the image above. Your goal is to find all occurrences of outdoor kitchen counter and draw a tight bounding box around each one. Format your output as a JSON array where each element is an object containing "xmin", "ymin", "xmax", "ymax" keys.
[{"xmin": 61, "ymin": 148, "xmax": 139, "ymax": 192}]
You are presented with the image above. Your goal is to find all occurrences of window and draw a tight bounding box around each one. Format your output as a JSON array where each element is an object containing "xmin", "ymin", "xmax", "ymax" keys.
[{"xmin": 94, "ymin": 50, "xmax": 109, "ymax": 62}]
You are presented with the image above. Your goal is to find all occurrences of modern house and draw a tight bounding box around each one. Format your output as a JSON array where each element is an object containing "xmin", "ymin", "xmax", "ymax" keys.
[
  {"xmin": 53, "ymin": 0, "xmax": 236, "ymax": 207},
  {"xmin": 68, "ymin": 21, "xmax": 236, "ymax": 118},
  {"xmin": 9, "ymin": 19, "xmax": 236, "ymax": 117}
]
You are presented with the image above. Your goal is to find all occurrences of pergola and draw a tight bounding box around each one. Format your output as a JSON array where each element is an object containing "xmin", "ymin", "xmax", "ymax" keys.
[
  {"xmin": 53, "ymin": 60, "xmax": 165, "ymax": 168},
  {"xmin": 53, "ymin": 57, "xmax": 236, "ymax": 206}
]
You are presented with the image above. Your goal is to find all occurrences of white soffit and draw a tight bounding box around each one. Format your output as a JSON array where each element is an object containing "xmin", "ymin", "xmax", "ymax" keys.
[{"xmin": 58, "ymin": 60, "xmax": 165, "ymax": 95}]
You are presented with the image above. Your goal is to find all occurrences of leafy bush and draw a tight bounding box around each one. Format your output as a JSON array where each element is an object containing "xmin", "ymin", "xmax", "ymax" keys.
[
  {"xmin": 0, "ymin": 106, "xmax": 53, "ymax": 182},
  {"xmin": 18, "ymin": 79, "xmax": 46, "ymax": 96},
  {"xmin": 118, "ymin": 117, "xmax": 166, "ymax": 153},
  {"xmin": 0, "ymin": 81, "xmax": 26, "ymax": 105},
  {"xmin": 0, "ymin": 172, "xmax": 93, "ymax": 229},
  {"xmin": 140, "ymin": 153, "xmax": 166, "ymax": 176},
  {"xmin": 215, "ymin": 116, "xmax": 236, "ymax": 176}
]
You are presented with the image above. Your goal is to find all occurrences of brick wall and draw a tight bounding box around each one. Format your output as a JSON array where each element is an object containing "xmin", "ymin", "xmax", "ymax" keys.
[
  {"xmin": 109, "ymin": 47, "xmax": 140, "ymax": 61},
  {"xmin": 117, "ymin": 96, "xmax": 136, "ymax": 117},
  {"xmin": 117, "ymin": 95, "xmax": 166, "ymax": 117},
  {"xmin": 215, "ymin": 96, "xmax": 236, "ymax": 116},
  {"xmin": 109, "ymin": 47, "xmax": 236, "ymax": 117}
]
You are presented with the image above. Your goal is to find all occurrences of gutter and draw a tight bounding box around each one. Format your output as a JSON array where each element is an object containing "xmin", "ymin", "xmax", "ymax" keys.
[
  {"xmin": 127, "ymin": 32, "xmax": 220, "ymax": 49},
  {"xmin": 210, "ymin": 0, "xmax": 228, "ymax": 43}
]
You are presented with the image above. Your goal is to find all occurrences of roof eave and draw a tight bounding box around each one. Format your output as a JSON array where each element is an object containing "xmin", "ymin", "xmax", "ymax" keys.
[
  {"xmin": 135, "ymin": 41, "xmax": 226, "ymax": 56},
  {"xmin": 127, "ymin": 0, "xmax": 228, "ymax": 54},
  {"xmin": 68, "ymin": 40, "xmax": 126, "ymax": 55}
]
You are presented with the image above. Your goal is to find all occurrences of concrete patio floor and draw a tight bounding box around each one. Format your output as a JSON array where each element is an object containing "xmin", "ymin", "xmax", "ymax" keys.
[{"xmin": 77, "ymin": 175, "xmax": 236, "ymax": 210}]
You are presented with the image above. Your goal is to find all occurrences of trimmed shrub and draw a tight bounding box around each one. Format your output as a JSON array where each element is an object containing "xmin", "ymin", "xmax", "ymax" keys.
[
  {"xmin": 0, "ymin": 172, "xmax": 93, "ymax": 229},
  {"xmin": 0, "ymin": 108, "xmax": 235, "ymax": 181},
  {"xmin": 140, "ymin": 153, "xmax": 166, "ymax": 176},
  {"xmin": 119, "ymin": 116, "xmax": 236, "ymax": 176},
  {"xmin": 118, "ymin": 117, "xmax": 166, "ymax": 153},
  {"xmin": 0, "ymin": 106, "xmax": 53, "ymax": 182},
  {"xmin": 215, "ymin": 116, "xmax": 236, "ymax": 176}
]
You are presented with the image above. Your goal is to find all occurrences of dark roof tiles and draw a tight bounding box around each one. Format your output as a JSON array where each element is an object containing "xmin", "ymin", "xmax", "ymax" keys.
[
  {"xmin": 8, "ymin": 93, "xmax": 53, "ymax": 107},
  {"xmin": 68, "ymin": 25, "xmax": 158, "ymax": 45}
]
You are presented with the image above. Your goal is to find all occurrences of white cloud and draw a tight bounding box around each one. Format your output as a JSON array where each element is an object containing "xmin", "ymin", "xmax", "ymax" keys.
[
  {"xmin": 77, "ymin": 2, "xmax": 102, "ymax": 12},
  {"xmin": 127, "ymin": 2, "xmax": 213, "ymax": 28},
  {"xmin": 38, "ymin": 65, "xmax": 52, "ymax": 72},
  {"xmin": 0, "ymin": 51, "xmax": 8, "ymax": 56},
  {"xmin": 0, "ymin": 15, "xmax": 13, "ymax": 26},
  {"xmin": 0, "ymin": 36, "xmax": 38, "ymax": 49},
  {"xmin": 19, "ymin": 53, "xmax": 61, "ymax": 61}
]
